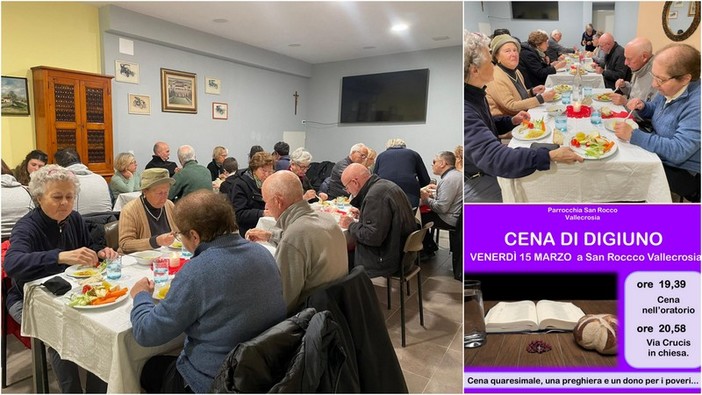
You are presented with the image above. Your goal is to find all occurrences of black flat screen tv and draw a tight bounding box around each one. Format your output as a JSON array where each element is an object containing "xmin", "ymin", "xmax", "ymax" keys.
[
  {"xmin": 340, "ymin": 68, "xmax": 429, "ymax": 124},
  {"xmin": 511, "ymin": 1, "xmax": 559, "ymax": 20}
]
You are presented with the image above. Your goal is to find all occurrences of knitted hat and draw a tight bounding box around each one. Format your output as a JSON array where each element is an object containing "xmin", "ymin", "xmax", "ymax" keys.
[
  {"xmin": 490, "ymin": 34, "xmax": 521, "ymax": 61},
  {"xmin": 140, "ymin": 168, "xmax": 175, "ymax": 190}
]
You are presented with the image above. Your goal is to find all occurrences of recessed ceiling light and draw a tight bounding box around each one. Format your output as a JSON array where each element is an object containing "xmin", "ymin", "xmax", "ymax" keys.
[
  {"xmin": 288, "ymin": 43, "xmax": 302, "ymax": 47},
  {"xmin": 363, "ymin": 46, "xmax": 376, "ymax": 50},
  {"xmin": 432, "ymin": 36, "xmax": 450, "ymax": 41},
  {"xmin": 212, "ymin": 18, "xmax": 228, "ymax": 23},
  {"xmin": 391, "ymin": 24, "xmax": 409, "ymax": 32}
]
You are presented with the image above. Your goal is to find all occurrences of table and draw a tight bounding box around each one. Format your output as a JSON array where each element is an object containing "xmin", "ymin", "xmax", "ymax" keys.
[
  {"xmin": 112, "ymin": 191, "xmax": 141, "ymax": 212},
  {"xmin": 497, "ymin": 89, "xmax": 672, "ymax": 203},
  {"xmin": 465, "ymin": 300, "xmax": 617, "ymax": 367},
  {"xmin": 545, "ymin": 71, "xmax": 605, "ymax": 89},
  {"xmin": 22, "ymin": 253, "xmax": 184, "ymax": 393}
]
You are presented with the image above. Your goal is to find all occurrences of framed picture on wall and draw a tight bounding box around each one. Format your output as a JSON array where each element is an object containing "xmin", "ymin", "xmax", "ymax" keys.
[
  {"xmin": 161, "ymin": 68, "xmax": 197, "ymax": 113},
  {"xmin": 115, "ymin": 61, "xmax": 139, "ymax": 84},
  {"xmin": 205, "ymin": 77, "xmax": 221, "ymax": 94},
  {"xmin": 212, "ymin": 102, "xmax": 228, "ymax": 120},
  {"xmin": 128, "ymin": 94, "xmax": 151, "ymax": 115},
  {"xmin": 1, "ymin": 76, "xmax": 30, "ymax": 116}
]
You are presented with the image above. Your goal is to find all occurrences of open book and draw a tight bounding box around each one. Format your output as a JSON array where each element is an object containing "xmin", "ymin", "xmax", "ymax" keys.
[{"xmin": 484, "ymin": 300, "xmax": 585, "ymax": 333}]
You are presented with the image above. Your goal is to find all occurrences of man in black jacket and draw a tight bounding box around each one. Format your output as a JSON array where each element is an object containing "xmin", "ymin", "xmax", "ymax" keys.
[
  {"xmin": 339, "ymin": 163, "xmax": 417, "ymax": 277},
  {"xmin": 594, "ymin": 33, "xmax": 632, "ymax": 89}
]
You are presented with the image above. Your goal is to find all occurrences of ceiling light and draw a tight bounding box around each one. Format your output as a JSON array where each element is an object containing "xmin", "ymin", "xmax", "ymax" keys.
[
  {"xmin": 391, "ymin": 24, "xmax": 409, "ymax": 32},
  {"xmin": 212, "ymin": 18, "xmax": 228, "ymax": 23}
]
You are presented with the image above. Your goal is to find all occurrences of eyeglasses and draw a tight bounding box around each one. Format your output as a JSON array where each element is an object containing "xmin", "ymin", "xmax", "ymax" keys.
[
  {"xmin": 342, "ymin": 178, "xmax": 357, "ymax": 192},
  {"xmin": 652, "ymin": 73, "xmax": 683, "ymax": 85},
  {"xmin": 294, "ymin": 163, "xmax": 310, "ymax": 170},
  {"xmin": 353, "ymin": 151, "xmax": 368, "ymax": 159}
]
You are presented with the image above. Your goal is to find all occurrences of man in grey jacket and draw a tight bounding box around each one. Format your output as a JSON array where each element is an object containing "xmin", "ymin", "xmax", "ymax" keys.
[
  {"xmin": 246, "ymin": 170, "xmax": 348, "ymax": 312},
  {"xmin": 419, "ymin": 151, "xmax": 463, "ymax": 254},
  {"xmin": 545, "ymin": 29, "xmax": 575, "ymax": 63},
  {"xmin": 611, "ymin": 37, "xmax": 656, "ymax": 107},
  {"xmin": 339, "ymin": 163, "xmax": 417, "ymax": 277}
]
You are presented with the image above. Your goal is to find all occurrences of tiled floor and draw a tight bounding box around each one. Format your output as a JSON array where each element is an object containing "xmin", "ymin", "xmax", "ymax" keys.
[{"xmin": 3, "ymin": 233, "xmax": 463, "ymax": 393}]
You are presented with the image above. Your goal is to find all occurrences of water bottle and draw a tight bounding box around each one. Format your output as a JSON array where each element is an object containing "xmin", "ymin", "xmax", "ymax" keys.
[{"xmin": 572, "ymin": 64, "xmax": 583, "ymax": 102}]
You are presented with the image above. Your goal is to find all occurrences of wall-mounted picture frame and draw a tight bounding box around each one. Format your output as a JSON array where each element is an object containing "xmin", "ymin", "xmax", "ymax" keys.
[
  {"xmin": 1, "ymin": 76, "xmax": 30, "ymax": 116},
  {"xmin": 128, "ymin": 94, "xmax": 151, "ymax": 115},
  {"xmin": 669, "ymin": 10, "xmax": 679, "ymax": 19},
  {"xmin": 212, "ymin": 102, "xmax": 228, "ymax": 120},
  {"xmin": 689, "ymin": 2, "xmax": 697, "ymax": 16},
  {"xmin": 161, "ymin": 68, "xmax": 197, "ymax": 113},
  {"xmin": 115, "ymin": 61, "xmax": 139, "ymax": 84},
  {"xmin": 205, "ymin": 77, "xmax": 221, "ymax": 94}
]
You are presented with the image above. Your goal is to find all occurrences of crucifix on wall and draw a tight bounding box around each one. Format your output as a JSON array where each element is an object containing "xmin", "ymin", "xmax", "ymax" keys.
[{"xmin": 293, "ymin": 91, "xmax": 299, "ymax": 115}]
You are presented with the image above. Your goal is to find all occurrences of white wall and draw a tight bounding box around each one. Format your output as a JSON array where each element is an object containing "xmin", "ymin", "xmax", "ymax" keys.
[
  {"xmin": 306, "ymin": 46, "xmax": 463, "ymax": 173},
  {"xmin": 464, "ymin": 1, "xmax": 492, "ymax": 34}
]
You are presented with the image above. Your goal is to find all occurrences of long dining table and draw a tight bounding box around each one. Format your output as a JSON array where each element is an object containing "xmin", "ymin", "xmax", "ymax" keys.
[
  {"xmin": 22, "ymin": 251, "xmax": 186, "ymax": 393},
  {"xmin": 497, "ymin": 89, "xmax": 672, "ymax": 203}
]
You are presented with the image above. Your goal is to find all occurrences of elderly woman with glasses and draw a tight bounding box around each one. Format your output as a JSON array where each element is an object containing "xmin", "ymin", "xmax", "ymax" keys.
[
  {"xmin": 614, "ymin": 43, "xmax": 701, "ymax": 202},
  {"xmin": 230, "ymin": 151, "xmax": 274, "ymax": 236},
  {"xmin": 4, "ymin": 164, "xmax": 117, "ymax": 393},
  {"xmin": 110, "ymin": 152, "xmax": 141, "ymax": 200},
  {"xmin": 118, "ymin": 168, "xmax": 179, "ymax": 253},
  {"xmin": 129, "ymin": 190, "xmax": 286, "ymax": 393},
  {"xmin": 464, "ymin": 31, "xmax": 582, "ymax": 202},
  {"xmin": 289, "ymin": 147, "xmax": 327, "ymax": 202}
]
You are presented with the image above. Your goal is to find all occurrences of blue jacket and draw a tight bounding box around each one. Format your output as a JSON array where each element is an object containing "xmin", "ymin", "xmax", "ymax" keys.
[
  {"xmin": 464, "ymin": 83, "xmax": 551, "ymax": 178},
  {"xmin": 130, "ymin": 233, "xmax": 286, "ymax": 393},
  {"xmin": 373, "ymin": 147, "xmax": 431, "ymax": 208},
  {"xmin": 4, "ymin": 208, "xmax": 100, "ymax": 309},
  {"xmin": 631, "ymin": 80, "xmax": 701, "ymax": 174}
]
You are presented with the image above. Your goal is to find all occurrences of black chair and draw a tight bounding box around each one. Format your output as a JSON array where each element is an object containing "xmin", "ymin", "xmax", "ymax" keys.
[
  {"xmin": 386, "ymin": 221, "xmax": 432, "ymax": 347},
  {"xmin": 104, "ymin": 221, "xmax": 119, "ymax": 251}
]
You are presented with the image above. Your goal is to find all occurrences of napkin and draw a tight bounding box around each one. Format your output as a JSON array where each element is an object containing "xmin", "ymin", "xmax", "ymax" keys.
[{"xmin": 565, "ymin": 105, "xmax": 592, "ymax": 118}]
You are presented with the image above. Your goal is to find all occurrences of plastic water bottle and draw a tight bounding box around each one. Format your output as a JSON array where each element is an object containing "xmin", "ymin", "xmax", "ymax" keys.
[
  {"xmin": 572, "ymin": 64, "xmax": 583, "ymax": 102},
  {"xmin": 181, "ymin": 245, "xmax": 193, "ymax": 260}
]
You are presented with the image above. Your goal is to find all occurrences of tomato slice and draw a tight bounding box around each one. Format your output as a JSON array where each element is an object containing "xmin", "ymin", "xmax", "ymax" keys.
[
  {"xmin": 82, "ymin": 285, "xmax": 93, "ymax": 294},
  {"xmin": 570, "ymin": 138, "xmax": 580, "ymax": 147}
]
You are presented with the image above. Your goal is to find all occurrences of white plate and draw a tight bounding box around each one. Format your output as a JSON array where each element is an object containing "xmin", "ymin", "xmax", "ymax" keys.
[
  {"xmin": 71, "ymin": 293, "xmax": 129, "ymax": 309},
  {"xmin": 554, "ymin": 84, "xmax": 572, "ymax": 93},
  {"xmin": 511, "ymin": 125, "xmax": 552, "ymax": 141},
  {"xmin": 131, "ymin": 251, "xmax": 162, "ymax": 266},
  {"xmin": 604, "ymin": 119, "xmax": 638, "ymax": 132},
  {"xmin": 65, "ymin": 265, "xmax": 105, "ymax": 278},
  {"xmin": 569, "ymin": 135, "xmax": 619, "ymax": 160},
  {"xmin": 545, "ymin": 104, "xmax": 565, "ymax": 114},
  {"xmin": 593, "ymin": 93, "xmax": 613, "ymax": 102}
]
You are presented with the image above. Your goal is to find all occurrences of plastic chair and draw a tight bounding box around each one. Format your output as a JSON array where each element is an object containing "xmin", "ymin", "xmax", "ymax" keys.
[
  {"xmin": 1, "ymin": 240, "xmax": 32, "ymax": 388},
  {"xmin": 386, "ymin": 222, "xmax": 432, "ymax": 347}
]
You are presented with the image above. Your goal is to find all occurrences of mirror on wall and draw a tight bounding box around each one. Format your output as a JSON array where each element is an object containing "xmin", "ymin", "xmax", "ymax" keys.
[{"xmin": 662, "ymin": 1, "xmax": 701, "ymax": 41}]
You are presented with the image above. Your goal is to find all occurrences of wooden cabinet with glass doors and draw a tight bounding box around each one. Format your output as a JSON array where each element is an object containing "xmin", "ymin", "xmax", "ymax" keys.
[{"xmin": 31, "ymin": 66, "xmax": 114, "ymax": 178}]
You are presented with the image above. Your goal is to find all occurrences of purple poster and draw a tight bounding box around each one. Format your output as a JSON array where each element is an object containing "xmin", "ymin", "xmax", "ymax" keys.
[{"xmin": 464, "ymin": 204, "xmax": 701, "ymax": 393}]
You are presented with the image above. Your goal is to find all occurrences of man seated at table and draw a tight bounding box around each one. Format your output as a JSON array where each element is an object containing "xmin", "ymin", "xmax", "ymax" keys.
[
  {"xmin": 324, "ymin": 143, "xmax": 369, "ymax": 199},
  {"xmin": 593, "ymin": 33, "xmax": 631, "ymax": 90},
  {"xmin": 54, "ymin": 148, "xmax": 112, "ymax": 215},
  {"xmin": 545, "ymin": 29, "xmax": 576, "ymax": 63},
  {"xmin": 245, "ymin": 171, "xmax": 348, "ymax": 312},
  {"xmin": 145, "ymin": 141, "xmax": 179, "ymax": 177},
  {"xmin": 613, "ymin": 43, "xmax": 701, "ymax": 202},
  {"xmin": 419, "ymin": 151, "xmax": 462, "ymax": 256},
  {"xmin": 118, "ymin": 168, "xmax": 179, "ymax": 253},
  {"xmin": 4, "ymin": 165, "xmax": 117, "ymax": 393},
  {"xmin": 130, "ymin": 190, "xmax": 286, "ymax": 393},
  {"xmin": 610, "ymin": 37, "xmax": 656, "ymax": 107},
  {"xmin": 339, "ymin": 164, "xmax": 417, "ymax": 277},
  {"xmin": 216, "ymin": 157, "xmax": 239, "ymax": 195},
  {"xmin": 168, "ymin": 145, "xmax": 212, "ymax": 202},
  {"xmin": 272, "ymin": 141, "xmax": 291, "ymax": 171}
]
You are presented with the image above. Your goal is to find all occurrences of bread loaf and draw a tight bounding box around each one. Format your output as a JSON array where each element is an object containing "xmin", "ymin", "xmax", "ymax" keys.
[
  {"xmin": 573, "ymin": 314, "xmax": 618, "ymax": 355},
  {"xmin": 552, "ymin": 130, "xmax": 564, "ymax": 145}
]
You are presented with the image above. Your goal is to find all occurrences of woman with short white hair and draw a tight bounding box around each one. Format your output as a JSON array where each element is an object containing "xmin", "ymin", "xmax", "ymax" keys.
[{"xmin": 289, "ymin": 147, "xmax": 326, "ymax": 201}]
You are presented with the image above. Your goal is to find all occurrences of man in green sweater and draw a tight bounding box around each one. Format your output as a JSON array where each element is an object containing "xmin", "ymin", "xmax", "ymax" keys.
[{"xmin": 168, "ymin": 145, "xmax": 212, "ymax": 201}]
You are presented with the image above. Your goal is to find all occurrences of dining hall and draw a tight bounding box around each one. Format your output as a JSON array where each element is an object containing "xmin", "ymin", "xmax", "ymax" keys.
[{"xmin": 1, "ymin": 1, "xmax": 464, "ymax": 393}]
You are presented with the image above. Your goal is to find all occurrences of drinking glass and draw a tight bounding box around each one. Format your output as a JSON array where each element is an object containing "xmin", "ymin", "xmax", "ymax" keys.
[
  {"xmin": 106, "ymin": 256, "xmax": 122, "ymax": 280},
  {"xmin": 153, "ymin": 256, "xmax": 170, "ymax": 285},
  {"xmin": 464, "ymin": 280, "xmax": 487, "ymax": 348},
  {"xmin": 555, "ymin": 114, "xmax": 568, "ymax": 131},
  {"xmin": 561, "ymin": 91, "xmax": 571, "ymax": 105},
  {"xmin": 591, "ymin": 108, "xmax": 602, "ymax": 125},
  {"xmin": 181, "ymin": 245, "xmax": 193, "ymax": 260},
  {"xmin": 584, "ymin": 86, "xmax": 593, "ymax": 98}
]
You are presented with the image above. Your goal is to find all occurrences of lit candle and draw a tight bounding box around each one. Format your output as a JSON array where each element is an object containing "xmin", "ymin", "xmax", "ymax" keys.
[{"xmin": 572, "ymin": 100, "xmax": 582, "ymax": 112}]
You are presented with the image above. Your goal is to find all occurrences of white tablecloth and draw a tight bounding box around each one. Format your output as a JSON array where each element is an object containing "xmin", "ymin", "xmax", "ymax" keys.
[
  {"xmin": 545, "ymin": 72, "xmax": 605, "ymax": 89},
  {"xmin": 21, "ymin": 254, "xmax": 183, "ymax": 393},
  {"xmin": 497, "ymin": 89, "xmax": 672, "ymax": 203},
  {"xmin": 112, "ymin": 191, "xmax": 142, "ymax": 212}
]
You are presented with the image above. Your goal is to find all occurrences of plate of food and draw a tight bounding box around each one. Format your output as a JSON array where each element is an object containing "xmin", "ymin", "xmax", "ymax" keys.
[
  {"xmin": 604, "ymin": 118, "xmax": 638, "ymax": 132},
  {"xmin": 554, "ymin": 84, "xmax": 572, "ymax": 94},
  {"xmin": 67, "ymin": 283, "xmax": 129, "ymax": 309},
  {"xmin": 512, "ymin": 118, "xmax": 551, "ymax": 141},
  {"xmin": 569, "ymin": 68, "xmax": 587, "ymax": 76},
  {"xmin": 545, "ymin": 104, "xmax": 565, "ymax": 115},
  {"xmin": 546, "ymin": 93, "xmax": 562, "ymax": 102},
  {"xmin": 65, "ymin": 262, "xmax": 107, "ymax": 278},
  {"xmin": 169, "ymin": 240, "xmax": 183, "ymax": 249},
  {"xmin": 569, "ymin": 131, "xmax": 618, "ymax": 159},
  {"xmin": 594, "ymin": 93, "xmax": 612, "ymax": 102}
]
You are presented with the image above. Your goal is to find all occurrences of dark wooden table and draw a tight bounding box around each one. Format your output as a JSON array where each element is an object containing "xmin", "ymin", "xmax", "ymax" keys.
[{"xmin": 464, "ymin": 300, "xmax": 617, "ymax": 367}]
